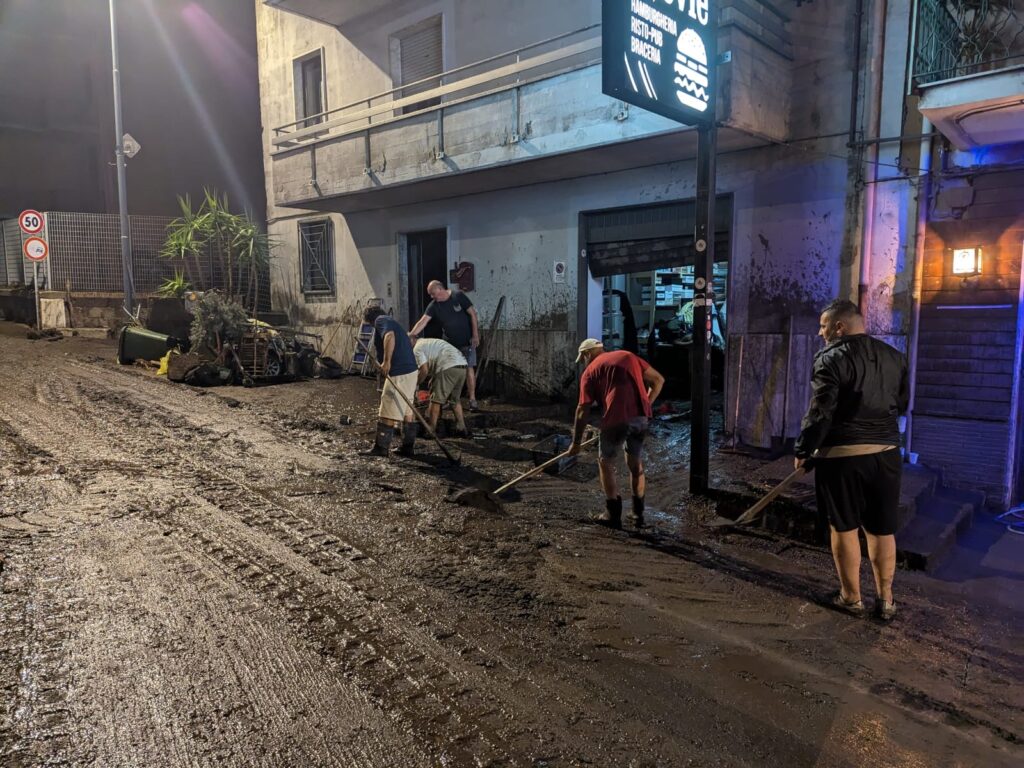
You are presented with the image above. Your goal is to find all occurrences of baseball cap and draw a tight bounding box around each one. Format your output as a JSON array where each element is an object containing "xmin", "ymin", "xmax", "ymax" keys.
[{"xmin": 575, "ymin": 338, "xmax": 604, "ymax": 363}]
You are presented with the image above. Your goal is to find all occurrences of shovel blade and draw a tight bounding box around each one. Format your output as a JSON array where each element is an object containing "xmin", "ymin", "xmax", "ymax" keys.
[{"xmin": 449, "ymin": 487, "xmax": 504, "ymax": 514}]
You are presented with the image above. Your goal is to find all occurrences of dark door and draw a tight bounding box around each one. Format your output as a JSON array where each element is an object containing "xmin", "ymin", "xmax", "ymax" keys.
[{"xmin": 407, "ymin": 229, "xmax": 447, "ymax": 337}]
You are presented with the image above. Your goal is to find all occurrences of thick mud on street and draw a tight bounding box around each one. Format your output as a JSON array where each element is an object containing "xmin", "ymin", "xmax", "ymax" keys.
[{"xmin": 1, "ymin": 326, "xmax": 1021, "ymax": 767}]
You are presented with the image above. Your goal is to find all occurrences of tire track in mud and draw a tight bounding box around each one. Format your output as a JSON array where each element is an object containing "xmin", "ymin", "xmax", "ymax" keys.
[
  {"xmin": 54, "ymin": 358, "xmax": 695, "ymax": 761},
  {"xmin": 1, "ymin": 358, "xmax": 610, "ymax": 763},
  {"xmin": 3, "ymin": 348, "xmax": 1021, "ymax": 765}
]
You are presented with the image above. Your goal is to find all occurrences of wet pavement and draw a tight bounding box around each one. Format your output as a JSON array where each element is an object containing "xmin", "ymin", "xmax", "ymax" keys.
[{"xmin": 0, "ymin": 322, "xmax": 1021, "ymax": 767}]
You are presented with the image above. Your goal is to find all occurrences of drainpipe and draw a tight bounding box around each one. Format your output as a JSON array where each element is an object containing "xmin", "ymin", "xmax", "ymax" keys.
[
  {"xmin": 857, "ymin": 0, "xmax": 888, "ymax": 320},
  {"xmin": 905, "ymin": 117, "xmax": 933, "ymax": 457}
]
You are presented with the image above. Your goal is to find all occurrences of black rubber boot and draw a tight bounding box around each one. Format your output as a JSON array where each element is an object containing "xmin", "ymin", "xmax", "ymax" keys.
[
  {"xmin": 594, "ymin": 497, "xmax": 622, "ymax": 529},
  {"xmin": 630, "ymin": 495, "xmax": 645, "ymax": 528},
  {"xmin": 360, "ymin": 422, "xmax": 394, "ymax": 457},
  {"xmin": 396, "ymin": 422, "xmax": 417, "ymax": 457}
]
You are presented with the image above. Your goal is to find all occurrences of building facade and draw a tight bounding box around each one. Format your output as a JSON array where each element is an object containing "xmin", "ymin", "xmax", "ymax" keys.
[{"xmin": 255, "ymin": 0, "xmax": 1024, "ymax": 508}]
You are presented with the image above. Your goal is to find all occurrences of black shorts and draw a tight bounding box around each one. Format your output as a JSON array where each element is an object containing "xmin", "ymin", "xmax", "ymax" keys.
[
  {"xmin": 814, "ymin": 449, "xmax": 902, "ymax": 535},
  {"xmin": 599, "ymin": 417, "xmax": 648, "ymax": 459}
]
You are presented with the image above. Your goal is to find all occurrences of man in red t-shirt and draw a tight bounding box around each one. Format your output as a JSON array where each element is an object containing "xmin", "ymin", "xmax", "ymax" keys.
[{"xmin": 568, "ymin": 338, "xmax": 665, "ymax": 528}]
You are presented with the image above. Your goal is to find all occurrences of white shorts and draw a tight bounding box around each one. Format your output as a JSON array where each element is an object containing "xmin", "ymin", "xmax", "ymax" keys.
[{"xmin": 378, "ymin": 370, "xmax": 418, "ymax": 422}]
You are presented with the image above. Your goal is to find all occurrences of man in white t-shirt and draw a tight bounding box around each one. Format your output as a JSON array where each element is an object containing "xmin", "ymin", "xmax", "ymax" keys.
[{"xmin": 413, "ymin": 338, "xmax": 470, "ymax": 438}]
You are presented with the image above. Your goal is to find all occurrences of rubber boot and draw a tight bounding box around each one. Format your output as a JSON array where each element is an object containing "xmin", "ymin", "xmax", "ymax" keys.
[
  {"xmin": 630, "ymin": 495, "xmax": 645, "ymax": 528},
  {"xmin": 360, "ymin": 422, "xmax": 394, "ymax": 457},
  {"xmin": 594, "ymin": 497, "xmax": 622, "ymax": 529},
  {"xmin": 396, "ymin": 422, "xmax": 417, "ymax": 457}
]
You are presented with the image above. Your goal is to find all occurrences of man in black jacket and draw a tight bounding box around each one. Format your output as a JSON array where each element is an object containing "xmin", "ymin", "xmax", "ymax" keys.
[{"xmin": 794, "ymin": 300, "xmax": 909, "ymax": 621}]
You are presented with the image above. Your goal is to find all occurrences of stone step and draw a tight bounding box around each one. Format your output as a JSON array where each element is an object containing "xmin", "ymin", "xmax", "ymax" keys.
[{"xmin": 896, "ymin": 494, "xmax": 976, "ymax": 572}]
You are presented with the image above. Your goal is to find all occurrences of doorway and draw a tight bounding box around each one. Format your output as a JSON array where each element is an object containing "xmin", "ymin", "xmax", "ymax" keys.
[
  {"xmin": 406, "ymin": 228, "xmax": 448, "ymax": 337},
  {"xmin": 580, "ymin": 197, "xmax": 732, "ymax": 399}
]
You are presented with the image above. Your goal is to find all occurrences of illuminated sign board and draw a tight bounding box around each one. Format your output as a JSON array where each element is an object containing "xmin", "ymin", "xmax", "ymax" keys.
[{"xmin": 602, "ymin": 0, "xmax": 716, "ymax": 125}]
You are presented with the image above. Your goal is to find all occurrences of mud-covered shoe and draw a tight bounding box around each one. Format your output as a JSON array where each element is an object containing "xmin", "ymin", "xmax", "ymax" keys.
[
  {"xmin": 628, "ymin": 495, "xmax": 645, "ymax": 528},
  {"xmin": 594, "ymin": 497, "xmax": 622, "ymax": 529},
  {"xmin": 359, "ymin": 423, "xmax": 394, "ymax": 457},
  {"xmin": 874, "ymin": 599, "xmax": 897, "ymax": 622},
  {"xmin": 830, "ymin": 591, "xmax": 865, "ymax": 616},
  {"xmin": 395, "ymin": 422, "xmax": 417, "ymax": 457},
  {"xmin": 469, "ymin": 399, "xmax": 479, "ymax": 412}
]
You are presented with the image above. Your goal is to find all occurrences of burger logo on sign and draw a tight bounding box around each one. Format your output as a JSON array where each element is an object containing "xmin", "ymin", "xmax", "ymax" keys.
[{"xmin": 674, "ymin": 28, "xmax": 709, "ymax": 113}]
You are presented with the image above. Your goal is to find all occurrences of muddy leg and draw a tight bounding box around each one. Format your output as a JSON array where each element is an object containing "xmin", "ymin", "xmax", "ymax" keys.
[
  {"xmin": 466, "ymin": 366, "xmax": 477, "ymax": 404},
  {"xmin": 426, "ymin": 402, "xmax": 441, "ymax": 432},
  {"xmin": 863, "ymin": 531, "xmax": 895, "ymax": 603},
  {"xmin": 829, "ymin": 527, "xmax": 862, "ymax": 602},
  {"xmin": 626, "ymin": 453, "xmax": 645, "ymax": 498},
  {"xmin": 452, "ymin": 402, "xmax": 467, "ymax": 432},
  {"xmin": 598, "ymin": 457, "xmax": 619, "ymax": 500}
]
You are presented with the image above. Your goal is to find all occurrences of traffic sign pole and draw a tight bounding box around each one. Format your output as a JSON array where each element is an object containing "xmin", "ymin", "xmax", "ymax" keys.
[{"xmin": 33, "ymin": 263, "xmax": 41, "ymax": 331}]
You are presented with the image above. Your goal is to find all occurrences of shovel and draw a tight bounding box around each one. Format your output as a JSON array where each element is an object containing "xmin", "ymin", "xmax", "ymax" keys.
[
  {"xmin": 356, "ymin": 339, "xmax": 460, "ymax": 465},
  {"xmin": 707, "ymin": 464, "xmax": 812, "ymax": 528},
  {"xmin": 452, "ymin": 433, "xmax": 600, "ymax": 512}
]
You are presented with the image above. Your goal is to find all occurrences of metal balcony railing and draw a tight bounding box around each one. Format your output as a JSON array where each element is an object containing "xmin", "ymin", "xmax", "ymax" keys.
[
  {"xmin": 913, "ymin": 0, "xmax": 1024, "ymax": 86},
  {"xmin": 271, "ymin": 25, "xmax": 602, "ymax": 152}
]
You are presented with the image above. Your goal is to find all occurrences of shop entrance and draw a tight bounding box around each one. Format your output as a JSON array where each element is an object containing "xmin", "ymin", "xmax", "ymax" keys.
[{"xmin": 579, "ymin": 197, "xmax": 732, "ymax": 399}]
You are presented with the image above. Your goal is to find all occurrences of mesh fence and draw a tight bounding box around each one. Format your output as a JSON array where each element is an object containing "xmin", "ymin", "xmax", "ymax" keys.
[{"xmin": 0, "ymin": 212, "xmax": 270, "ymax": 310}]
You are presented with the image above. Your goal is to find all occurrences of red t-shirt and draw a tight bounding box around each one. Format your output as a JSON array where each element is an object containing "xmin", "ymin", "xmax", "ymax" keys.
[{"xmin": 578, "ymin": 350, "xmax": 652, "ymax": 428}]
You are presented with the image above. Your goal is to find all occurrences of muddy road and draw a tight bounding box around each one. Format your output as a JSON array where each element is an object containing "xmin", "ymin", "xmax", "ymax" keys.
[{"xmin": 0, "ymin": 326, "xmax": 1021, "ymax": 767}]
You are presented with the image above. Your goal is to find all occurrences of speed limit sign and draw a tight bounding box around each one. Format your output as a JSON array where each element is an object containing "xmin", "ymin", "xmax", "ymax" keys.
[{"xmin": 18, "ymin": 209, "xmax": 44, "ymax": 235}]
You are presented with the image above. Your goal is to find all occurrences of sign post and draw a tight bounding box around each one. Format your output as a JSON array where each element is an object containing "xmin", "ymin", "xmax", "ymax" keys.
[
  {"xmin": 602, "ymin": 0, "xmax": 718, "ymax": 494},
  {"xmin": 22, "ymin": 232, "xmax": 50, "ymax": 332}
]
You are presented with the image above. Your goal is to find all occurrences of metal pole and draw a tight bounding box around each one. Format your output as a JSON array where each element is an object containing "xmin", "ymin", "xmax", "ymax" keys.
[
  {"xmin": 33, "ymin": 263, "xmax": 41, "ymax": 331},
  {"xmin": 690, "ymin": 122, "xmax": 717, "ymax": 495},
  {"xmin": 109, "ymin": 0, "xmax": 135, "ymax": 317}
]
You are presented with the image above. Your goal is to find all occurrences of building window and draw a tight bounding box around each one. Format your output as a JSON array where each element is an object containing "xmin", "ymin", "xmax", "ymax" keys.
[
  {"xmin": 299, "ymin": 219, "xmax": 334, "ymax": 295},
  {"xmin": 294, "ymin": 50, "xmax": 324, "ymax": 128},
  {"xmin": 391, "ymin": 15, "xmax": 443, "ymax": 115}
]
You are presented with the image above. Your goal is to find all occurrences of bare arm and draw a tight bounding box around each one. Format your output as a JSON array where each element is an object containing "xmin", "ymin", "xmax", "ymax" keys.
[
  {"xmin": 417, "ymin": 362, "xmax": 429, "ymax": 384},
  {"xmin": 381, "ymin": 331, "xmax": 395, "ymax": 376},
  {"xmin": 409, "ymin": 314, "xmax": 432, "ymax": 339},
  {"xmin": 468, "ymin": 306, "xmax": 480, "ymax": 347},
  {"xmin": 568, "ymin": 403, "xmax": 591, "ymax": 453},
  {"xmin": 643, "ymin": 366, "xmax": 665, "ymax": 405}
]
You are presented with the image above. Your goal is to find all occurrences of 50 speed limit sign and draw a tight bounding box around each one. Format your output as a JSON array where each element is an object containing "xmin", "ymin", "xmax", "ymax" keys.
[{"xmin": 18, "ymin": 209, "xmax": 44, "ymax": 235}]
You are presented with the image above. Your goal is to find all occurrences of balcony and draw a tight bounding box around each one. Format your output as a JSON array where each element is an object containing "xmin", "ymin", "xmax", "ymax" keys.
[
  {"xmin": 268, "ymin": 5, "xmax": 795, "ymax": 212},
  {"xmin": 913, "ymin": 0, "xmax": 1024, "ymax": 150}
]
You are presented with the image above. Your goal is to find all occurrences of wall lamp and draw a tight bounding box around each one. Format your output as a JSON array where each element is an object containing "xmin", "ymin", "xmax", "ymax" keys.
[{"xmin": 951, "ymin": 246, "xmax": 982, "ymax": 277}]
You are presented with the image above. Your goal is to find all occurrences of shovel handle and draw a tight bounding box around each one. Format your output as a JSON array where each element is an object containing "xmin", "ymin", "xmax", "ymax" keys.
[
  {"xmin": 494, "ymin": 433, "xmax": 599, "ymax": 495},
  {"xmin": 357, "ymin": 338, "xmax": 459, "ymax": 464},
  {"xmin": 733, "ymin": 466, "xmax": 808, "ymax": 525}
]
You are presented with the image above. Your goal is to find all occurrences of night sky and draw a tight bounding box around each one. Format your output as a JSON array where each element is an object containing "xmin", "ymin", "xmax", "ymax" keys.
[{"xmin": 0, "ymin": 0, "xmax": 266, "ymax": 221}]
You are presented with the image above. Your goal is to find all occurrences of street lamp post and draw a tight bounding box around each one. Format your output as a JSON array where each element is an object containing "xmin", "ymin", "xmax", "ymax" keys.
[{"xmin": 108, "ymin": 0, "xmax": 135, "ymax": 317}]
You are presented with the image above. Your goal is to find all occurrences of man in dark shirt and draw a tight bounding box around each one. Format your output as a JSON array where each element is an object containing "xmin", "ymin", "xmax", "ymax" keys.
[
  {"xmin": 568, "ymin": 339, "xmax": 665, "ymax": 529},
  {"xmin": 795, "ymin": 299, "xmax": 909, "ymax": 621},
  {"xmin": 362, "ymin": 306, "xmax": 420, "ymax": 457},
  {"xmin": 409, "ymin": 281, "xmax": 481, "ymax": 410}
]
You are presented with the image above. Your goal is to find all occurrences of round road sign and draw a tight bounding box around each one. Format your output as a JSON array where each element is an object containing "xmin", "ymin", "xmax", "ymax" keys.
[
  {"xmin": 23, "ymin": 236, "xmax": 48, "ymax": 262},
  {"xmin": 19, "ymin": 209, "xmax": 44, "ymax": 235}
]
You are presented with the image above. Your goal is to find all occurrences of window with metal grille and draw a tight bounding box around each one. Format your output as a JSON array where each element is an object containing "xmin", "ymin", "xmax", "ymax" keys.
[
  {"xmin": 392, "ymin": 15, "xmax": 443, "ymax": 114},
  {"xmin": 294, "ymin": 50, "xmax": 325, "ymax": 128},
  {"xmin": 299, "ymin": 219, "xmax": 334, "ymax": 296}
]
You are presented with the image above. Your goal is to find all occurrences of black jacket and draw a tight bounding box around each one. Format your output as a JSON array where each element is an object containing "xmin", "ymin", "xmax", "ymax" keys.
[{"xmin": 794, "ymin": 334, "xmax": 909, "ymax": 459}]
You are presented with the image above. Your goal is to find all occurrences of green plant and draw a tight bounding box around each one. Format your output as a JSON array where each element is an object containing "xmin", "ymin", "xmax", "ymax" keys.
[
  {"xmin": 189, "ymin": 291, "xmax": 249, "ymax": 361},
  {"xmin": 156, "ymin": 269, "xmax": 191, "ymax": 299},
  {"xmin": 161, "ymin": 189, "xmax": 276, "ymax": 310}
]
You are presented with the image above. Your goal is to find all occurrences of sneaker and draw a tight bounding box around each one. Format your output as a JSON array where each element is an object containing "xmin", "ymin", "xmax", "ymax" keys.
[
  {"xmin": 830, "ymin": 591, "xmax": 865, "ymax": 616},
  {"xmin": 874, "ymin": 599, "xmax": 897, "ymax": 622}
]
